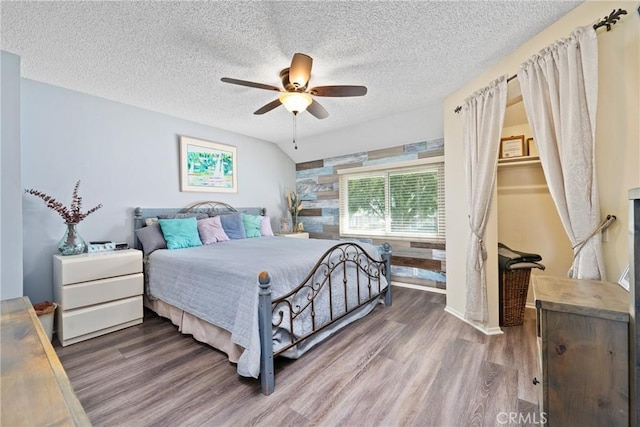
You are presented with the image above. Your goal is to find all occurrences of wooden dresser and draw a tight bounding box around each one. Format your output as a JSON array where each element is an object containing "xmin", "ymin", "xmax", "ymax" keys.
[
  {"xmin": 1, "ymin": 296, "xmax": 89, "ymax": 426},
  {"xmin": 533, "ymin": 276, "xmax": 629, "ymax": 426}
]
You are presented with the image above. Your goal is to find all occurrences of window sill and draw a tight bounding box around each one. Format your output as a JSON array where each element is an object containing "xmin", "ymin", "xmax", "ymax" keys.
[{"xmin": 339, "ymin": 233, "xmax": 445, "ymax": 249}]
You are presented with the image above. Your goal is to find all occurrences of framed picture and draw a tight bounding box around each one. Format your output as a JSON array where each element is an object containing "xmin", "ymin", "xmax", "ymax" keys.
[
  {"xmin": 279, "ymin": 218, "xmax": 292, "ymax": 234},
  {"xmin": 526, "ymin": 137, "xmax": 538, "ymax": 157},
  {"xmin": 618, "ymin": 265, "xmax": 630, "ymax": 292},
  {"xmin": 500, "ymin": 135, "xmax": 525, "ymax": 159},
  {"xmin": 180, "ymin": 136, "xmax": 237, "ymax": 193}
]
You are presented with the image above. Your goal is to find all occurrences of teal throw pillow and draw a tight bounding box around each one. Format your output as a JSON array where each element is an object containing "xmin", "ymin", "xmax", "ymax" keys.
[
  {"xmin": 242, "ymin": 214, "xmax": 262, "ymax": 238},
  {"xmin": 158, "ymin": 217, "xmax": 203, "ymax": 250}
]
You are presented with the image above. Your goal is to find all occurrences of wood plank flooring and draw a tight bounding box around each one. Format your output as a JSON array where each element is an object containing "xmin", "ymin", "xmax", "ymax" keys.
[{"xmin": 54, "ymin": 286, "xmax": 540, "ymax": 426}]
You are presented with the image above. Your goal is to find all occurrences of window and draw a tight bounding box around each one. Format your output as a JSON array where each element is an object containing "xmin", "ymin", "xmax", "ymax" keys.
[{"xmin": 339, "ymin": 159, "xmax": 445, "ymax": 241}]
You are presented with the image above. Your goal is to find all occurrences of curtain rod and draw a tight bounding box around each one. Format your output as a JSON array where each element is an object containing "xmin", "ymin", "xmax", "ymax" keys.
[{"xmin": 454, "ymin": 8, "xmax": 628, "ymax": 114}]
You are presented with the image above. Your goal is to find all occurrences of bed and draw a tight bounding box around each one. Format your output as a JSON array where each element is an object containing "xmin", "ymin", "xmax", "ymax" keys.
[{"xmin": 133, "ymin": 202, "xmax": 391, "ymax": 395}]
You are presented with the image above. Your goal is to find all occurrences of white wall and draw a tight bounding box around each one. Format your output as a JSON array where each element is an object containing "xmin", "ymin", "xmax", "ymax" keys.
[
  {"xmin": 21, "ymin": 79, "xmax": 295, "ymax": 303},
  {"xmin": 1, "ymin": 51, "xmax": 23, "ymax": 300},
  {"xmin": 287, "ymin": 102, "xmax": 444, "ymax": 163},
  {"xmin": 444, "ymin": 1, "xmax": 640, "ymax": 332}
]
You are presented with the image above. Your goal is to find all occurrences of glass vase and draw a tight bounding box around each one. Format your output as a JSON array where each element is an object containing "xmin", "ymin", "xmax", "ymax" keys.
[
  {"xmin": 58, "ymin": 223, "xmax": 87, "ymax": 255},
  {"xmin": 291, "ymin": 211, "xmax": 299, "ymax": 233}
]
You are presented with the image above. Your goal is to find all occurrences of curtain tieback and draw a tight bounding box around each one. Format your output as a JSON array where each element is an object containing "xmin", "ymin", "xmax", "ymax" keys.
[
  {"xmin": 568, "ymin": 214, "xmax": 616, "ymax": 277},
  {"xmin": 472, "ymin": 230, "xmax": 487, "ymax": 271}
]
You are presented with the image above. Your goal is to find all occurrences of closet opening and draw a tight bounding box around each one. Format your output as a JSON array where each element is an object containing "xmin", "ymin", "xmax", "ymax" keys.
[{"xmin": 497, "ymin": 89, "xmax": 573, "ymax": 309}]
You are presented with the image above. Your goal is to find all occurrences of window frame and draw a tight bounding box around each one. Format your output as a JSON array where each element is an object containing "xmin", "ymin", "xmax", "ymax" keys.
[{"xmin": 338, "ymin": 156, "xmax": 445, "ymax": 242}]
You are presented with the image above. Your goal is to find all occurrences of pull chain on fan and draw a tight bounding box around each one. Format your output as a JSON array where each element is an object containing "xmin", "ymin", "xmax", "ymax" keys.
[{"xmin": 292, "ymin": 113, "xmax": 298, "ymax": 150}]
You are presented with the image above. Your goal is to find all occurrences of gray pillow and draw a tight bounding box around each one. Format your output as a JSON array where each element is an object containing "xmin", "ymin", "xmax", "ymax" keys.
[
  {"xmin": 135, "ymin": 223, "xmax": 167, "ymax": 255},
  {"xmin": 219, "ymin": 213, "xmax": 246, "ymax": 239}
]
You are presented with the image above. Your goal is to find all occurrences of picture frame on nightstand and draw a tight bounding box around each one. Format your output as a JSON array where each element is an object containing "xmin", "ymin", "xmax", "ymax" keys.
[{"xmin": 279, "ymin": 218, "xmax": 292, "ymax": 234}]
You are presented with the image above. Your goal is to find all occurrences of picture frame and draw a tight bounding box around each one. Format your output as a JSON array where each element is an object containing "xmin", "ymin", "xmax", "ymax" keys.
[
  {"xmin": 618, "ymin": 265, "xmax": 630, "ymax": 292},
  {"xmin": 279, "ymin": 218, "xmax": 292, "ymax": 234},
  {"xmin": 526, "ymin": 137, "xmax": 538, "ymax": 157},
  {"xmin": 500, "ymin": 135, "xmax": 525, "ymax": 159},
  {"xmin": 180, "ymin": 136, "xmax": 237, "ymax": 193}
]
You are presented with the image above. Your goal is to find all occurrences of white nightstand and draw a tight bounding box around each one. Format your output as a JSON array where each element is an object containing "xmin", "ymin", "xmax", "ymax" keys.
[
  {"xmin": 277, "ymin": 232, "xmax": 309, "ymax": 239},
  {"xmin": 53, "ymin": 249, "xmax": 143, "ymax": 346}
]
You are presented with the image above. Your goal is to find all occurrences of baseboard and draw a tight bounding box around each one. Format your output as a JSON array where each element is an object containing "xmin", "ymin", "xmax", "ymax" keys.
[
  {"xmin": 444, "ymin": 306, "xmax": 504, "ymax": 335},
  {"xmin": 391, "ymin": 281, "xmax": 446, "ymax": 294}
]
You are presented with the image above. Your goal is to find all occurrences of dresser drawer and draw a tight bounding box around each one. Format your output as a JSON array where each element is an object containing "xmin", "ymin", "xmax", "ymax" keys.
[
  {"xmin": 54, "ymin": 250, "xmax": 142, "ymax": 285},
  {"xmin": 61, "ymin": 273, "xmax": 143, "ymax": 310},
  {"xmin": 60, "ymin": 296, "xmax": 142, "ymax": 340}
]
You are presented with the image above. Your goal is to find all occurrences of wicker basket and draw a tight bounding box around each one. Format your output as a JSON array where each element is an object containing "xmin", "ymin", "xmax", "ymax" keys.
[{"xmin": 499, "ymin": 268, "xmax": 532, "ymax": 327}]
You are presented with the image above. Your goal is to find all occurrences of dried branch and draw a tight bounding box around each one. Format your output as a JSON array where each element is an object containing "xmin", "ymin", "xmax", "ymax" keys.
[{"xmin": 25, "ymin": 180, "xmax": 103, "ymax": 224}]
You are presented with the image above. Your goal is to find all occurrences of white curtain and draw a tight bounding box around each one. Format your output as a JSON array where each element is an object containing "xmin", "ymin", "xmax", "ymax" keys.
[
  {"xmin": 519, "ymin": 26, "xmax": 604, "ymax": 280},
  {"xmin": 462, "ymin": 76, "xmax": 508, "ymax": 322}
]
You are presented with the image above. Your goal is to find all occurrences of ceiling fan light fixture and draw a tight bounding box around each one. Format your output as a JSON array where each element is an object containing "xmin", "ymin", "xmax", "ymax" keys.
[{"xmin": 279, "ymin": 92, "xmax": 312, "ymax": 114}]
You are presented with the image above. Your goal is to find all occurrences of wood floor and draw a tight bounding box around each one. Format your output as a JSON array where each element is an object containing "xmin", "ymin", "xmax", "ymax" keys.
[{"xmin": 55, "ymin": 286, "xmax": 540, "ymax": 426}]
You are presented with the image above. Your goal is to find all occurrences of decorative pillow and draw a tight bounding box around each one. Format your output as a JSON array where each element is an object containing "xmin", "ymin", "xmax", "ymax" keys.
[
  {"xmin": 134, "ymin": 223, "xmax": 167, "ymax": 255},
  {"xmin": 219, "ymin": 213, "xmax": 246, "ymax": 239},
  {"xmin": 242, "ymin": 214, "xmax": 262, "ymax": 239},
  {"xmin": 158, "ymin": 217, "xmax": 203, "ymax": 250},
  {"xmin": 260, "ymin": 216, "xmax": 274, "ymax": 237},
  {"xmin": 158, "ymin": 212, "xmax": 208, "ymax": 220},
  {"xmin": 197, "ymin": 216, "xmax": 230, "ymax": 244}
]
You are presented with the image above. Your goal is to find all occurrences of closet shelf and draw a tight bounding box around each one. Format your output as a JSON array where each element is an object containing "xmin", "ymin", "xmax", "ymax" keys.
[
  {"xmin": 498, "ymin": 156, "xmax": 541, "ymax": 167},
  {"xmin": 498, "ymin": 184, "xmax": 548, "ymax": 192}
]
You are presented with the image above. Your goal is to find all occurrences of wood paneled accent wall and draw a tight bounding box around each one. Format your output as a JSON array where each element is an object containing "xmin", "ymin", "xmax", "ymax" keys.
[{"xmin": 296, "ymin": 138, "xmax": 446, "ymax": 289}]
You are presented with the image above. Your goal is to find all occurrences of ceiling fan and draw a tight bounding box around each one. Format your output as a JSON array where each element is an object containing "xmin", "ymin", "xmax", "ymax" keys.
[{"xmin": 221, "ymin": 53, "xmax": 367, "ymax": 120}]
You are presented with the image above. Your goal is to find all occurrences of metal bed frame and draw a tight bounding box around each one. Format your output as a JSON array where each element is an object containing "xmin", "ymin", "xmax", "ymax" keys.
[{"xmin": 133, "ymin": 201, "xmax": 391, "ymax": 395}]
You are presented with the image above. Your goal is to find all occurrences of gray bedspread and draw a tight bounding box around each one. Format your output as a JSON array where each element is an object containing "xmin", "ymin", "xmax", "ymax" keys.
[{"xmin": 146, "ymin": 237, "xmax": 386, "ymax": 378}]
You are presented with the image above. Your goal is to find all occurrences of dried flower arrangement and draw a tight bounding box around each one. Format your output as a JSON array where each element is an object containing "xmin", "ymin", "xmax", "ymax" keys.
[
  {"xmin": 286, "ymin": 191, "xmax": 303, "ymax": 216},
  {"xmin": 25, "ymin": 180, "xmax": 103, "ymax": 224},
  {"xmin": 286, "ymin": 191, "xmax": 304, "ymax": 232}
]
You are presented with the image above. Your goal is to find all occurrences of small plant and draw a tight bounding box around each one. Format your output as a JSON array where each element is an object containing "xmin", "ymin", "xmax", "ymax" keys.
[{"xmin": 25, "ymin": 180, "xmax": 103, "ymax": 224}]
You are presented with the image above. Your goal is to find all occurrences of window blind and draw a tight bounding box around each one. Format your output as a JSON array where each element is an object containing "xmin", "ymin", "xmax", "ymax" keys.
[{"xmin": 339, "ymin": 162, "xmax": 445, "ymax": 241}]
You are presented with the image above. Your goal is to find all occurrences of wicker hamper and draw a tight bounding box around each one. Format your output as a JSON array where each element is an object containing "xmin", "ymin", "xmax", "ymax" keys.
[{"xmin": 499, "ymin": 268, "xmax": 532, "ymax": 327}]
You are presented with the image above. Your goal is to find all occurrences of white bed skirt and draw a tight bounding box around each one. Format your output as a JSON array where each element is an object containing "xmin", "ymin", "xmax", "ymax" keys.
[
  {"xmin": 145, "ymin": 293, "xmax": 383, "ymax": 372},
  {"xmin": 144, "ymin": 296, "xmax": 244, "ymax": 363}
]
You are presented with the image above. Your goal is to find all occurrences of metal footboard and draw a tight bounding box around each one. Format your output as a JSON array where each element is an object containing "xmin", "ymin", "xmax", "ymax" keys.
[{"xmin": 258, "ymin": 242, "xmax": 392, "ymax": 395}]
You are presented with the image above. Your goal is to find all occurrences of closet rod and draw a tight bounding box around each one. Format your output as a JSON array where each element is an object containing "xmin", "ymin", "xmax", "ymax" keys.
[{"xmin": 453, "ymin": 8, "xmax": 628, "ymax": 114}]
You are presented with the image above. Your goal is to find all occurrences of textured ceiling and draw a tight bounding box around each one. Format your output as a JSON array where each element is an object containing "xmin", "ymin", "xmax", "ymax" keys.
[{"xmin": 1, "ymin": 1, "xmax": 581, "ymax": 155}]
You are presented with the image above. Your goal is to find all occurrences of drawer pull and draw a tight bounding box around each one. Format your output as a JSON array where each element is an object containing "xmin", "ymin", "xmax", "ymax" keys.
[{"xmin": 533, "ymin": 377, "xmax": 540, "ymax": 385}]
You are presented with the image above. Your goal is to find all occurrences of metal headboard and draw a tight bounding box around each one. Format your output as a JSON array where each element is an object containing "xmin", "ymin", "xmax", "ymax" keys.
[{"xmin": 133, "ymin": 201, "xmax": 266, "ymax": 249}]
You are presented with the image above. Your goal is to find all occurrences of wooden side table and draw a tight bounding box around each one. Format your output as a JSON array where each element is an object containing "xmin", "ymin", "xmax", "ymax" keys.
[
  {"xmin": 533, "ymin": 275, "xmax": 629, "ymax": 426},
  {"xmin": 1, "ymin": 297, "xmax": 90, "ymax": 426}
]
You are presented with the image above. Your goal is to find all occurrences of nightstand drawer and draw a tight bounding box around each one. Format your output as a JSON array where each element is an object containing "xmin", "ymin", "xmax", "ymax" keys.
[
  {"xmin": 61, "ymin": 273, "xmax": 143, "ymax": 310},
  {"xmin": 54, "ymin": 250, "xmax": 142, "ymax": 285},
  {"xmin": 60, "ymin": 296, "xmax": 142, "ymax": 340}
]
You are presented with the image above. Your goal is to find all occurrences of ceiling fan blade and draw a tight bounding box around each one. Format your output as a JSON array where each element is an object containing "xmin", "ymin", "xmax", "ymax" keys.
[
  {"xmin": 254, "ymin": 98, "xmax": 282, "ymax": 115},
  {"xmin": 221, "ymin": 77, "xmax": 281, "ymax": 92},
  {"xmin": 307, "ymin": 100, "xmax": 329, "ymax": 120},
  {"xmin": 308, "ymin": 85, "xmax": 367, "ymax": 97},
  {"xmin": 289, "ymin": 53, "xmax": 313, "ymax": 88}
]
